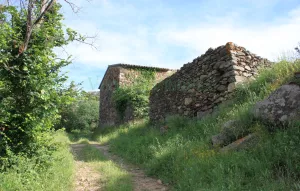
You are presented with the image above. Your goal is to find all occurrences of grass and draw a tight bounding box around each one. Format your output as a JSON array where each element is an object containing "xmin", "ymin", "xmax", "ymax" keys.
[
  {"xmin": 67, "ymin": 129, "xmax": 94, "ymax": 143},
  {"xmin": 90, "ymin": 60, "xmax": 300, "ymax": 190},
  {"xmin": 0, "ymin": 130, "xmax": 75, "ymax": 191},
  {"xmin": 75, "ymin": 143, "xmax": 133, "ymax": 191}
]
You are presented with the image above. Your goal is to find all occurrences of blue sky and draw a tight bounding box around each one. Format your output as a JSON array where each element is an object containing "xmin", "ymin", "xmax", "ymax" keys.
[{"xmin": 58, "ymin": 0, "xmax": 300, "ymax": 91}]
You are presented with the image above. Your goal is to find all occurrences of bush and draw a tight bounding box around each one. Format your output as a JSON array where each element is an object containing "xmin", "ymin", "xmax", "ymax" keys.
[
  {"xmin": 113, "ymin": 69, "xmax": 156, "ymax": 120},
  {"xmin": 60, "ymin": 99, "xmax": 99, "ymax": 133},
  {"xmin": 0, "ymin": 130, "xmax": 75, "ymax": 191}
]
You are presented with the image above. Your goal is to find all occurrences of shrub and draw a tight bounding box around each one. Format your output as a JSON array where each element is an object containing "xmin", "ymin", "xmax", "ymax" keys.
[
  {"xmin": 113, "ymin": 69, "xmax": 156, "ymax": 120},
  {"xmin": 0, "ymin": 130, "xmax": 75, "ymax": 191},
  {"xmin": 60, "ymin": 98, "xmax": 99, "ymax": 134}
]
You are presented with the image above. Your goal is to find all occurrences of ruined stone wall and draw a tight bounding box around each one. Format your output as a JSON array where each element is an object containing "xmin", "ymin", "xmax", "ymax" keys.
[
  {"xmin": 154, "ymin": 70, "xmax": 177, "ymax": 83},
  {"xmin": 149, "ymin": 42, "xmax": 271, "ymax": 122},
  {"xmin": 99, "ymin": 67, "xmax": 120, "ymax": 126}
]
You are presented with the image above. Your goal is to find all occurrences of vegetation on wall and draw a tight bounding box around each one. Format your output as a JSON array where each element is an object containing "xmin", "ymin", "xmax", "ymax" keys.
[{"xmin": 112, "ymin": 69, "xmax": 156, "ymax": 120}]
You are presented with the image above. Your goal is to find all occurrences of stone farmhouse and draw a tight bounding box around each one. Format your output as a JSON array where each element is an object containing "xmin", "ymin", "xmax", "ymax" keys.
[{"xmin": 98, "ymin": 64, "xmax": 175, "ymax": 126}]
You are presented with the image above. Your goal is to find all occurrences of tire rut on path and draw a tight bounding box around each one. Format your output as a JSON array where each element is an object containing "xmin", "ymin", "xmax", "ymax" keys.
[
  {"xmin": 91, "ymin": 144, "xmax": 168, "ymax": 191},
  {"xmin": 71, "ymin": 144, "xmax": 102, "ymax": 191},
  {"xmin": 71, "ymin": 143, "xmax": 168, "ymax": 191}
]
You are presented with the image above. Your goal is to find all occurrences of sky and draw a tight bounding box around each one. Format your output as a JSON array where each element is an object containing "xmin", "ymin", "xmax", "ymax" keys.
[{"xmin": 57, "ymin": 0, "xmax": 300, "ymax": 91}]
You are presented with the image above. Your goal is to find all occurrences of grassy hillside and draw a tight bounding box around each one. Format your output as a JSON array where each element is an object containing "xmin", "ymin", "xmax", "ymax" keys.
[{"xmin": 94, "ymin": 60, "xmax": 300, "ymax": 190}]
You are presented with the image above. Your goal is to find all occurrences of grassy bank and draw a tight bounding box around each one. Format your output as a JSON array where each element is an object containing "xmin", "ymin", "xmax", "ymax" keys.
[
  {"xmin": 93, "ymin": 61, "xmax": 300, "ymax": 190},
  {"xmin": 76, "ymin": 144, "xmax": 133, "ymax": 191},
  {"xmin": 0, "ymin": 130, "xmax": 75, "ymax": 191}
]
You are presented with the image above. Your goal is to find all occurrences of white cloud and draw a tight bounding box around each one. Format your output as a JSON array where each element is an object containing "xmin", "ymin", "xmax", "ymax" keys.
[
  {"xmin": 59, "ymin": 2, "xmax": 300, "ymax": 73},
  {"xmin": 63, "ymin": 29, "xmax": 166, "ymax": 68},
  {"xmin": 59, "ymin": 19, "xmax": 183, "ymax": 69},
  {"xmin": 158, "ymin": 6, "xmax": 300, "ymax": 62}
]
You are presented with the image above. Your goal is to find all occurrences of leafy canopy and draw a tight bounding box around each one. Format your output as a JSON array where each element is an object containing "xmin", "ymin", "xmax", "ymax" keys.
[{"xmin": 0, "ymin": 2, "xmax": 78, "ymax": 157}]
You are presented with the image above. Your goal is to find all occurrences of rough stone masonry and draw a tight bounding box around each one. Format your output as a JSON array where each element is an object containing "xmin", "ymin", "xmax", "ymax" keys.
[{"xmin": 149, "ymin": 42, "xmax": 271, "ymax": 122}]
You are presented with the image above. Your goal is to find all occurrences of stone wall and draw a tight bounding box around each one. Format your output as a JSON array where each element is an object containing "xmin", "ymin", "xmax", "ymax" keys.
[
  {"xmin": 99, "ymin": 66, "xmax": 120, "ymax": 126},
  {"xmin": 99, "ymin": 64, "xmax": 175, "ymax": 126},
  {"xmin": 149, "ymin": 42, "xmax": 271, "ymax": 122}
]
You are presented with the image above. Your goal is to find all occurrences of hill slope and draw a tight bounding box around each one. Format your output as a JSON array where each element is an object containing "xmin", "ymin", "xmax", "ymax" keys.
[{"xmin": 95, "ymin": 60, "xmax": 300, "ymax": 190}]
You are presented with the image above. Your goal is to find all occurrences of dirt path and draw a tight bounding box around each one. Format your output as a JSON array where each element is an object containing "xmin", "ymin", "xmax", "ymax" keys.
[
  {"xmin": 71, "ymin": 143, "xmax": 168, "ymax": 191},
  {"xmin": 71, "ymin": 144, "xmax": 102, "ymax": 191},
  {"xmin": 92, "ymin": 144, "xmax": 168, "ymax": 191}
]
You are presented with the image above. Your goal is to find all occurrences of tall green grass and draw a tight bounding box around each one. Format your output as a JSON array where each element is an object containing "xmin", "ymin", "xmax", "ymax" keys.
[
  {"xmin": 94, "ymin": 61, "xmax": 300, "ymax": 190},
  {"xmin": 0, "ymin": 130, "xmax": 75, "ymax": 191},
  {"xmin": 76, "ymin": 144, "xmax": 133, "ymax": 191}
]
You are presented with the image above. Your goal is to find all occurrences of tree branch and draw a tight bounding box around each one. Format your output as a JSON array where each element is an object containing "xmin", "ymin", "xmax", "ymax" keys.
[
  {"xmin": 14, "ymin": 0, "xmax": 96, "ymax": 55},
  {"xmin": 18, "ymin": 0, "xmax": 33, "ymax": 55},
  {"xmin": 34, "ymin": 0, "xmax": 56, "ymax": 25},
  {"xmin": 75, "ymin": 33, "xmax": 99, "ymax": 50},
  {"xmin": 62, "ymin": 0, "xmax": 82, "ymax": 13}
]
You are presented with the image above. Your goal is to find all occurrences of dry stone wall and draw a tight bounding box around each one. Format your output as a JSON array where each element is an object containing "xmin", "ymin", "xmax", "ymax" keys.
[
  {"xmin": 99, "ymin": 67, "xmax": 120, "ymax": 126},
  {"xmin": 149, "ymin": 42, "xmax": 271, "ymax": 122}
]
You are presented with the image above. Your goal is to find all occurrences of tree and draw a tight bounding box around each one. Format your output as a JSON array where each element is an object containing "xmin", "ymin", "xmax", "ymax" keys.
[
  {"xmin": 55, "ymin": 81, "xmax": 99, "ymax": 134},
  {"xmin": 60, "ymin": 96, "xmax": 99, "ymax": 134},
  {"xmin": 296, "ymin": 43, "xmax": 300, "ymax": 57},
  {"xmin": 0, "ymin": 0, "xmax": 83, "ymax": 157}
]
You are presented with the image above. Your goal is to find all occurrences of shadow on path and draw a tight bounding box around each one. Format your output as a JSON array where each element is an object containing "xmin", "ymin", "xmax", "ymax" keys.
[
  {"xmin": 71, "ymin": 144, "xmax": 102, "ymax": 191},
  {"xmin": 71, "ymin": 144, "xmax": 168, "ymax": 191}
]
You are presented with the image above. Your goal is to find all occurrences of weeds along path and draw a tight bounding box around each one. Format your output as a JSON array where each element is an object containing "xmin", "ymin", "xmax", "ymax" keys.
[
  {"xmin": 71, "ymin": 144, "xmax": 102, "ymax": 191},
  {"xmin": 71, "ymin": 143, "xmax": 168, "ymax": 191},
  {"xmin": 94, "ymin": 143, "xmax": 168, "ymax": 191}
]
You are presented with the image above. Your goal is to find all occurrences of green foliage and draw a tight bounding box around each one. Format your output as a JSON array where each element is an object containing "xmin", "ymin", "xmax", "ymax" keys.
[
  {"xmin": 60, "ymin": 98, "xmax": 99, "ymax": 133},
  {"xmin": 57, "ymin": 83, "xmax": 99, "ymax": 140},
  {"xmin": 113, "ymin": 69, "xmax": 156, "ymax": 120},
  {"xmin": 0, "ymin": 2, "xmax": 78, "ymax": 158},
  {"xmin": 0, "ymin": 130, "xmax": 74, "ymax": 191},
  {"xmin": 0, "ymin": 3, "xmax": 80, "ymax": 190},
  {"xmin": 93, "ymin": 61, "xmax": 300, "ymax": 190},
  {"xmin": 234, "ymin": 60, "xmax": 300, "ymax": 103}
]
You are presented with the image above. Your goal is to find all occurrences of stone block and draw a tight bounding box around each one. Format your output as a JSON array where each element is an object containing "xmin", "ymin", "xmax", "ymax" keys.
[
  {"xmin": 235, "ymin": 76, "xmax": 247, "ymax": 83},
  {"xmin": 184, "ymin": 98, "xmax": 193, "ymax": 105},
  {"xmin": 220, "ymin": 133, "xmax": 259, "ymax": 153},
  {"xmin": 228, "ymin": 83, "xmax": 236, "ymax": 92},
  {"xmin": 233, "ymin": 65, "xmax": 245, "ymax": 71},
  {"xmin": 252, "ymin": 84, "xmax": 300, "ymax": 126}
]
